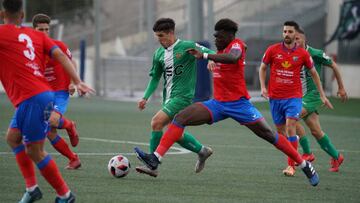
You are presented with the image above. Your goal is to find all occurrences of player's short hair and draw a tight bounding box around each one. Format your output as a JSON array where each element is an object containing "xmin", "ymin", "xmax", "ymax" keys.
[
  {"xmin": 32, "ymin": 13, "xmax": 51, "ymax": 28},
  {"xmin": 2, "ymin": 0, "xmax": 23, "ymax": 14},
  {"xmin": 214, "ymin": 18, "xmax": 238, "ymax": 35},
  {"xmin": 283, "ymin": 21, "xmax": 300, "ymax": 30},
  {"xmin": 296, "ymin": 26, "xmax": 305, "ymax": 35},
  {"xmin": 153, "ymin": 18, "xmax": 175, "ymax": 32}
]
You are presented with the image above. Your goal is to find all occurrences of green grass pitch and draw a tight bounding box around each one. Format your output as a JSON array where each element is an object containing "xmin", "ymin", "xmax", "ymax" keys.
[{"xmin": 1, "ymin": 94, "xmax": 360, "ymax": 202}]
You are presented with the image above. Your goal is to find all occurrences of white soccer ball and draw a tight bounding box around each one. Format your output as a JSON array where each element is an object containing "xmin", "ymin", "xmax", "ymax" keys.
[{"xmin": 108, "ymin": 155, "xmax": 130, "ymax": 178}]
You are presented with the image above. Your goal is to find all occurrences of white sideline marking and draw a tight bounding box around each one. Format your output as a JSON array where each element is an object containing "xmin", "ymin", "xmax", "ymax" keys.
[{"xmin": 0, "ymin": 137, "xmax": 191, "ymax": 156}]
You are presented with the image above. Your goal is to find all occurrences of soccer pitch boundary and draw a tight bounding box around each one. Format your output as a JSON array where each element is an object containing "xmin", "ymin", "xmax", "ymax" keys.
[
  {"xmin": 0, "ymin": 136, "xmax": 359, "ymax": 156},
  {"xmin": 0, "ymin": 136, "xmax": 191, "ymax": 156}
]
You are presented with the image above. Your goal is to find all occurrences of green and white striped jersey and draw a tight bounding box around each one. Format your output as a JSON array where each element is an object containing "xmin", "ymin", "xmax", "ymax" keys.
[
  {"xmin": 149, "ymin": 39, "xmax": 214, "ymax": 104},
  {"xmin": 301, "ymin": 45, "xmax": 333, "ymax": 96}
]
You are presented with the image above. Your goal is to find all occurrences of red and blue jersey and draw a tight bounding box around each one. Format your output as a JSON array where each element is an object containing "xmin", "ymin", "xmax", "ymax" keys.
[
  {"xmin": 0, "ymin": 24, "xmax": 57, "ymax": 107},
  {"xmin": 213, "ymin": 38, "xmax": 250, "ymax": 102},
  {"xmin": 45, "ymin": 40, "xmax": 72, "ymax": 91},
  {"xmin": 262, "ymin": 42, "xmax": 313, "ymax": 99}
]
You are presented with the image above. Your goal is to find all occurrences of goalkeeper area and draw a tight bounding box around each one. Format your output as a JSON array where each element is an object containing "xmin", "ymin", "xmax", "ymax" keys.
[{"xmin": 0, "ymin": 95, "xmax": 359, "ymax": 202}]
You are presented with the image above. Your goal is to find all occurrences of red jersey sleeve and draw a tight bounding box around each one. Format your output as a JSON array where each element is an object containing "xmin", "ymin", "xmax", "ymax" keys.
[
  {"xmin": 262, "ymin": 46, "xmax": 273, "ymax": 65},
  {"xmin": 56, "ymin": 40, "xmax": 72, "ymax": 59},
  {"xmin": 303, "ymin": 50, "xmax": 314, "ymax": 69},
  {"xmin": 42, "ymin": 33, "xmax": 58, "ymax": 58}
]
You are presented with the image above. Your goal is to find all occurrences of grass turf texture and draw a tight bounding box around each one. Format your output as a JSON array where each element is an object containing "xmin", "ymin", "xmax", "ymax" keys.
[{"xmin": 0, "ymin": 94, "xmax": 360, "ymax": 202}]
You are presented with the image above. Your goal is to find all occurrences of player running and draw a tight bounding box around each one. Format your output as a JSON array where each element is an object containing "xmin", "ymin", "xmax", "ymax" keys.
[
  {"xmin": 259, "ymin": 21, "xmax": 333, "ymax": 176},
  {"xmin": 134, "ymin": 18, "xmax": 320, "ymax": 186},
  {"xmin": 0, "ymin": 0, "xmax": 94, "ymax": 202},
  {"xmin": 295, "ymin": 27, "xmax": 347, "ymax": 172},
  {"xmin": 33, "ymin": 13, "xmax": 81, "ymax": 169},
  {"xmin": 135, "ymin": 18, "xmax": 214, "ymax": 177}
]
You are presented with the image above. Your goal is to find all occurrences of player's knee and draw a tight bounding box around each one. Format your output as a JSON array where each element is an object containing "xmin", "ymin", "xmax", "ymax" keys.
[
  {"xmin": 151, "ymin": 118, "xmax": 165, "ymax": 131},
  {"xmin": 48, "ymin": 116, "xmax": 59, "ymax": 127},
  {"xmin": 6, "ymin": 129, "xmax": 22, "ymax": 147}
]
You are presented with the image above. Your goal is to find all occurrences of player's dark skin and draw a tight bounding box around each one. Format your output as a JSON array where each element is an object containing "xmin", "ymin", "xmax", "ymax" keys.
[{"xmin": 178, "ymin": 30, "xmax": 277, "ymax": 144}]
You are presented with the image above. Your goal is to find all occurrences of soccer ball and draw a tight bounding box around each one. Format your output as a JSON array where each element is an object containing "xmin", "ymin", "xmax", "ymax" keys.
[{"xmin": 108, "ymin": 155, "xmax": 130, "ymax": 178}]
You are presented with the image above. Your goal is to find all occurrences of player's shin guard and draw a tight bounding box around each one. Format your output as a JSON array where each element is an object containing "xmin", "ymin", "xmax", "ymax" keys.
[
  {"xmin": 50, "ymin": 135, "xmax": 77, "ymax": 161},
  {"xmin": 286, "ymin": 135, "xmax": 298, "ymax": 166},
  {"xmin": 273, "ymin": 133, "xmax": 303, "ymax": 165},
  {"xmin": 13, "ymin": 144, "xmax": 37, "ymax": 188},
  {"xmin": 149, "ymin": 131, "xmax": 163, "ymax": 153},
  {"xmin": 177, "ymin": 131, "xmax": 202, "ymax": 153},
  {"xmin": 155, "ymin": 121, "xmax": 184, "ymax": 157},
  {"xmin": 299, "ymin": 136, "xmax": 311, "ymax": 154},
  {"xmin": 36, "ymin": 155, "xmax": 69, "ymax": 196}
]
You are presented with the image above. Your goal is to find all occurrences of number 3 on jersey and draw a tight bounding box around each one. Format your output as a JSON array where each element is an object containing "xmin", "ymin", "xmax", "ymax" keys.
[{"xmin": 18, "ymin": 33, "xmax": 35, "ymax": 61}]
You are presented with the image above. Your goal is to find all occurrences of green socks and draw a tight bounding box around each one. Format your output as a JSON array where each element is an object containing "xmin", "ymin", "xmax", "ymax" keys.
[
  {"xmin": 149, "ymin": 131, "xmax": 203, "ymax": 154},
  {"xmin": 176, "ymin": 131, "xmax": 203, "ymax": 153},
  {"xmin": 149, "ymin": 131, "xmax": 163, "ymax": 153},
  {"xmin": 317, "ymin": 133, "xmax": 339, "ymax": 159},
  {"xmin": 299, "ymin": 136, "xmax": 311, "ymax": 154}
]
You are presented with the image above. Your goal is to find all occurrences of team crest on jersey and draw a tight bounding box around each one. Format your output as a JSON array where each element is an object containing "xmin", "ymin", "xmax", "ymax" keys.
[
  {"xmin": 175, "ymin": 53, "xmax": 182, "ymax": 59},
  {"xmin": 293, "ymin": 56, "xmax": 298, "ymax": 61},
  {"xmin": 281, "ymin": 61, "xmax": 292, "ymax": 68}
]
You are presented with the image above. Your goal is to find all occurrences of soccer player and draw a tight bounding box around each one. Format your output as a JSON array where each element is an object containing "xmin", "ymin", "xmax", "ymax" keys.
[
  {"xmin": 135, "ymin": 18, "xmax": 214, "ymax": 177},
  {"xmin": 295, "ymin": 27, "xmax": 347, "ymax": 172},
  {"xmin": 259, "ymin": 21, "xmax": 333, "ymax": 176},
  {"xmin": 33, "ymin": 13, "xmax": 81, "ymax": 170},
  {"xmin": 134, "ymin": 18, "xmax": 320, "ymax": 186},
  {"xmin": 0, "ymin": 0, "xmax": 93, "ymax": 202}
]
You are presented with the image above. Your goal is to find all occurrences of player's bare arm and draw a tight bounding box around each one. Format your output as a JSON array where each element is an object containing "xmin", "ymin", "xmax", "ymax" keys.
[
  {"xmin": 309, "ymin": 68, "xmax": 333, "ymax": 109},
  {"xmin": 327, "ymin": 61, "xmax": 348, "ymax": 102},
  {"xmin": 259, "ymin": 63, "xmax": 269, "ymax": 99},
  {"xmin": 187, "ymin": 48, "xmax": 241, "ymax": 64},
  {"xmin": 52, "ymin": 48, "xmax": 95, "ymax": 95}
]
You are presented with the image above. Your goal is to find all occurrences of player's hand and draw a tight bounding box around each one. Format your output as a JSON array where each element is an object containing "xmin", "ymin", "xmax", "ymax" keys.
[
  {"xmin": 321, "ymin": 96, "xmax": 334, "ymax": 109},
  {"xmin": 207, "ymin": 60, "xmax": 217, "ymax": 72},
  {"xmin": 337, "ymin": 88, "xmax": 348, "ymax": 103},
  {"xmin": 138, "ymin": 98, "xmax": 147, "ymax": 111},
  {"xmin": 261, "ymin": 87, "xmax": 269, "ymax": 100},
  {"xmin": 75, "ymin": 82, "xmax": 95, "ymax": 96},
  {"xmin": 68, "ymin": 84, "xmax": 76, "ymax": 96},
  {"xmin": 186, "ymin": 48, "xmax": 203, "ymax": 59}
]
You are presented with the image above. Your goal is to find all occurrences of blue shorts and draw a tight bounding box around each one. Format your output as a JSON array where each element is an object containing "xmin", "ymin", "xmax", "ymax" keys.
[
  {"xmin": 269, "ymin": 98, "xmax": 302, "ymax": 125},
  {"xmin": 10, "ymin": 91, "xmax": 54, "ymax": 144},
  {"xmin": 200, "ymin": 98, "xmax": 264, "ymax": 125},
  {"xmin": 53, "ymin": 90, "xmax": 70, "ymax": 115}
]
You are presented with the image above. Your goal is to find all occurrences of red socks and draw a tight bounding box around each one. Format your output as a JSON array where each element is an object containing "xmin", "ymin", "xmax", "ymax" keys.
[
  {"xmin": 155, "ymin": 122, "xmax": 184, "ymax": 156},
  {"xmin": 13, "ymin": 145, "xmax": 37, "ymax": 188},
  {"xmin": 58, "ymin": 117, "xmax": 72, "ymax": 129},
  {"xmin": 274, "ymin": 133, "xmax": 302, "ymax": 165},
  {"xmin": 50, "ymin": 135, "xmax": 77, "ymax": 160},
  {"xmin": 37, "ymin": 155, "xmax": 69, "ymax": 196}
]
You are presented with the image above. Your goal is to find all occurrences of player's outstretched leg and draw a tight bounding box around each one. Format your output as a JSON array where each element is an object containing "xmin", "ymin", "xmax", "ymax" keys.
[{"xmin": 18, "ymin": 187, "xmax": 43, "ymax": 203}]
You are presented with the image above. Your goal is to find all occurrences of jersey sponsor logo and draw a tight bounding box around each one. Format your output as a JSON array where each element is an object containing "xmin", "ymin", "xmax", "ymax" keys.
[
  {"xmin": 165, "ymin": 64, "xmax": 184, "ymax": 76},
  {"xmin": 281, "ymin": 61, "xmax": 292, "ymax": 68},
  {"xmin": 175, "ymin": 53, "xmax": 182, "ymax": 59}
]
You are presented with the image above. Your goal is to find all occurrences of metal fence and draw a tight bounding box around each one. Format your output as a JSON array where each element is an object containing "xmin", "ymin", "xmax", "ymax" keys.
[{"xmin": 101, "ymin": 56, "xmax": 262, "ymax": 101}]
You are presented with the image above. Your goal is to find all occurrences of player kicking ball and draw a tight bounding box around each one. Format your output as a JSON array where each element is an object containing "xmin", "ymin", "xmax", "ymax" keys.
[{"xmin": 134, "ymin": 18, "xmax": 319, "ymax": 187}]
